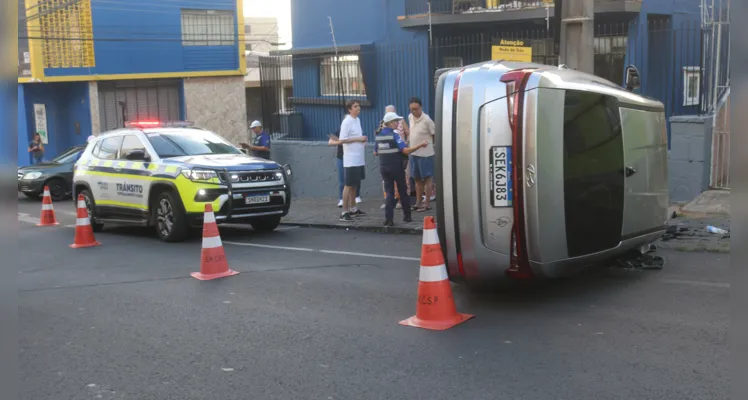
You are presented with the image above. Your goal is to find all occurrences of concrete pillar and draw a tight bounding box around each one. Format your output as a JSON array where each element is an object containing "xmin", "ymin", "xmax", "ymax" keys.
[
  {"xmin": 183, "ymin": 76, "xmax": 248, "ymax": 145},
  {"xmin": 88, "ymin": 81, "xmax": 100, "ymax": 135},
  {"xmin": 559, "ymin": 0, "xmax": 595, "ymax": 74}
]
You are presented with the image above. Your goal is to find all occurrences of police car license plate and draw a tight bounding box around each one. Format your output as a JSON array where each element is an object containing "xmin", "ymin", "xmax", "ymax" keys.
[
  {"xmin": 489, "ymin": 146, "xmax": 513, "ymax": 207},
  {"xmin": 245, "ymin": 194, "xmax": 270, "ymax": 205}
]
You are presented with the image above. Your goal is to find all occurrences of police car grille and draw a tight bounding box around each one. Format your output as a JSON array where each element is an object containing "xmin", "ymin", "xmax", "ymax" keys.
[{"xmin": 219, "ymin": 171, "xmax": 281, "ymax": 183}]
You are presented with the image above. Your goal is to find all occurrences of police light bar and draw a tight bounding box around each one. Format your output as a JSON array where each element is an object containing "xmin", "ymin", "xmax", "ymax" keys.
[{"xmin": 125, "ymin": 120, "xmax": 196, "ymax": 128}]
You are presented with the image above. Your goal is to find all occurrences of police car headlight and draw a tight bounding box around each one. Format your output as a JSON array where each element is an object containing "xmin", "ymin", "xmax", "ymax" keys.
[
  {"xmin": 22, "ymin": 172, "xmax": 43, "ymax": 180},
  {"xmin": 181, "ymin": 169, "xmax": 218, "ymax": 182}
]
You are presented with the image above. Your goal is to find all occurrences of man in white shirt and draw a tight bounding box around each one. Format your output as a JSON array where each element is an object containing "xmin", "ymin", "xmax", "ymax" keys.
[
  {"xmin": 337, "ymin": 99, "xmax": 368, "ymax": 222},
  {"xmin": 407, "ymin": 97, "xmax": 436, "ymax": 212}
]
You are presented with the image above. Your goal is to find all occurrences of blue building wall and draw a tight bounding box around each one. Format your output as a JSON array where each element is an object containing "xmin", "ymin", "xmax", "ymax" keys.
[
  {"xmin": 43, "ymin": 0, "xmax": 240, "ymax": 77},
  {"xmin": 18, "ymin": 82, "xmax": 92, "ymax": 167},
  {"xmin": 624, "ymin": 0, "xmax": 702, "ymax": 146},
  {"xmin": 289, "ymin": 0, "xmax": 703, "ymax": 141},
  {"xmin": 17, "ymin": 85, "xmax": 29, "ymax": 166},
  {"xmin": 290, "ymin": 0, "xmax": 429, "ymax": 140}
]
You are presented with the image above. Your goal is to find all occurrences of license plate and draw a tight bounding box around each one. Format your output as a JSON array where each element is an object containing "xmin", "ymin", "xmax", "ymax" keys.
[
  {"xmin": 489, "ymin": 146, "xmax": 513, "ymax": 207},
  {"xmin": 245, "ymin": 195, "xmax": 270, "ymax": 205}
]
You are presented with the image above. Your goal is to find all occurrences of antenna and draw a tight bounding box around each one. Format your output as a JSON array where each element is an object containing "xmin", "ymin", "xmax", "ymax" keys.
[
  {"xmin": 427, "ymin": 1, "xmax": 433, "ymax": 46},
  {"xmin": 328, "ymin": 16, "xmax": 346, "ymax": 113}
]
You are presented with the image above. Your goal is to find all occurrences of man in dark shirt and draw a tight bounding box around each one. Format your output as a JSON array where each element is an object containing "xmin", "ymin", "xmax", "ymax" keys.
[
  {"xmin": 241, "ymin": 120, "xmax": 271, "ymax": 159},
  {"xmin": 374, "ymin": 112, "xmax": 428, "ymax": 226}
]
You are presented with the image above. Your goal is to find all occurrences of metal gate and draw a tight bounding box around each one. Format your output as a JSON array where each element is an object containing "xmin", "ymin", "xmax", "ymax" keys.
[
  {"xmin": 710, "ymin": 89, "xmax": 730, "ymax": 189},
  {"xmin": 98, "ymin": 79, "xmax": 181, "ymax": 131}
]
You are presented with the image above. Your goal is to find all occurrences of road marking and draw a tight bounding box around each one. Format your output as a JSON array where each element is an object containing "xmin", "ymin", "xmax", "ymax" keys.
[
  {"xmin": 18, "ymin": 213, "xmax": 40, "ymax": 225},
  {"xmin": 661, "ymin": 279, "xmax": 730, "ymax": 289},
  {"xmin": 223, "ymin": 241, "xmax": 421, "ymax": 262}
]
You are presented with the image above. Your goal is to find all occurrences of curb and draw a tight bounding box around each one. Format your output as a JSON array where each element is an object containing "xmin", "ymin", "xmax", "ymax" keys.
[{"xmin": 279, "ymin": 222, "xmax": 423, "ymax": 235}]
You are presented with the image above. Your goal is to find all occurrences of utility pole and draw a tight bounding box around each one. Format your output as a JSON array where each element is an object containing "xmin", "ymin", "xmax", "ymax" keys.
[{"xmin": 558, "ymin": 0, "xmax": 594, "ymax": 74}]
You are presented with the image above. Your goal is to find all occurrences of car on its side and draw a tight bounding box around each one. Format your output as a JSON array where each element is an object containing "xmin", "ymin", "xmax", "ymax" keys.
[{"xmin": 18, "ymin": 145, "xmax": 86, "ymax": 201}]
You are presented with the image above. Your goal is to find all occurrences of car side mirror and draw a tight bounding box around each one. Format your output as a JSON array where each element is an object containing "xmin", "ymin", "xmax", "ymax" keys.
[
  {"xmin": 283, "ymin": 164, "xmax": 292, "ymax": 179},
  {"xmin": 125, "ymin": 149, "xmax": 149, "ymax": 161},
  {"xmin": 624, "ymin": 65, "xmax": 641, "ymax": 92}
]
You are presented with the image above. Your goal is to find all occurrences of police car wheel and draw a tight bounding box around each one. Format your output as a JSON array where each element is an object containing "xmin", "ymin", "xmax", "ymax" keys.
[
  {"xmin": 79, "ymin": 189, "xmax": 104, "ymax": 232},
  {"xmin": 153, "ymin": 190, "xmax": 189, "ymax": 242},
  {"xmin": 249, "ymin": 215, "xmax": 281, "ymax": 233}
]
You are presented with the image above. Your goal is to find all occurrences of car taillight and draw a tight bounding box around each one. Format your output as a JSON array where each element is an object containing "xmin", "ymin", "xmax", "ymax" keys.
[
  {"xmin": 452, "ymin": 68, "xmax": 467, "ymax": 278},
  {"xmin": 500, "ymin": 69, "xmax": 536, "ymax": 280}
]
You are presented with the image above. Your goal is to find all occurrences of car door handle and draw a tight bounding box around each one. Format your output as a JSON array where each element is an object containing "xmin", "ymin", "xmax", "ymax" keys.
[{"xmin": 624, "ymin": 166, "xmax": 636, "ymax": 177}]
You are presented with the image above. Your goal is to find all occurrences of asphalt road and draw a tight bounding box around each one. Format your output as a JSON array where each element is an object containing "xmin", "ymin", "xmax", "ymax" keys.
[{"xmin": 18, "ymin": 196, "xmax": 729, "ymax": 400}]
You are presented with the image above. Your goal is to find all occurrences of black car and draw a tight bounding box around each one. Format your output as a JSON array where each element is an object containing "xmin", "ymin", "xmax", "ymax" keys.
[{"xmin": 18, "ymin": 145, "xmax": 86, "ymax": 201}]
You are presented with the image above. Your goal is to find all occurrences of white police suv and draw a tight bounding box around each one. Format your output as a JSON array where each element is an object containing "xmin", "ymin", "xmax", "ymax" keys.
[{"xmin": 73, "ymin": 121, "xmax": 292, "ymax": 242}]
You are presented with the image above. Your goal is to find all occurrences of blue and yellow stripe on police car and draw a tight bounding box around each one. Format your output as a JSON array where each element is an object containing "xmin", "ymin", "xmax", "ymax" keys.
[{"xmin": 76, "ymin": 160, "xmax": 225, "ymax": 214}]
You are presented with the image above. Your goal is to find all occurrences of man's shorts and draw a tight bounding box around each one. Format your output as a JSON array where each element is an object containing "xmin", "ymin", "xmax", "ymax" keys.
[
  {"xmin": 410, "ymin": 155, "xmax": 434, "ymax": 179},
  {"xmin": 344, "ymin": 165, "xmax": 366, "ymax": 187}
]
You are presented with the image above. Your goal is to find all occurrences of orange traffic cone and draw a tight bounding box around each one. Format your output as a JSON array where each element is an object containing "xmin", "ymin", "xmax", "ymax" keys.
[
  {"xmin": 399, "ymin": 216, "xmax": 474, "ymax": 330},
  {"xmin": 191, "ymin": 204, "xmax": 239, "ymax": 281},
  {"xmin": 37, "ymin": 186, "xmax": 60, "ymax": 226},
  {"xmin": 70, "ymin": 194, "xmax": 101, "ymax": 249}
]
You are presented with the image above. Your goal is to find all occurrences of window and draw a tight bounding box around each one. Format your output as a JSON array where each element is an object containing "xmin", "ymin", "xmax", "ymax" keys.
[
  {"xmin": 442, "ymin": 57, "xmax": 464, "ymax": 68},
  {"xmin": 563, "ymin": 90, "xmax": 622, "ymax": 157},
  {"xmin": 119, "ymin": 135, "xmax": 148, "ymax": 159},
  {"xmin": 146, "ymin": 130, "xmax": 243, "ymax": 158},
  {"xmin": 181, "ymin": 10, "xmax": 235, "ymax": 46},
  {"xmin": 51, "ymin": 147, "xmax": 84, "ymax": 164},
  {"xmin": 562, "ymin": 90, "xmax": 625, "ymax": 258},
  {"xmin": 38, "ymin": 0, "xmax": 95, "ymax": 68},
  {"xmin": 683, "ymin": 66, "xmax": 701, "ymax": 106},
  {"xmin": 320, "ymin": 55, "xmax": 366, "ymax": 97},
  {"xmin": 95, "ymin": 137, "xmax": 124, "ymax": 160}
]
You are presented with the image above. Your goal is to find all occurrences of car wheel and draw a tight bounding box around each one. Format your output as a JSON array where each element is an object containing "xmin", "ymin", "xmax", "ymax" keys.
[
  {"xmin": 45, "ymin": 178, "xmax": 67, "ymax": 201},
  {"xmin": 250, "ymin": 215, "xmax": 281, "ymax": 232},
  {"xmin": 78, "ymin": 189, "xmax": 104, "ymax": 232},
  {"xmin": 153, "ymin": 190, "xmax": 189, "ymax": 242}
]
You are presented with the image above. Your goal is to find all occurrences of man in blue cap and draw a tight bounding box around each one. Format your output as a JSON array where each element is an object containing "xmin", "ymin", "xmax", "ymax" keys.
[{"xmin": 374, "ymin": 111, "xmax": 428, "ymax": 227}]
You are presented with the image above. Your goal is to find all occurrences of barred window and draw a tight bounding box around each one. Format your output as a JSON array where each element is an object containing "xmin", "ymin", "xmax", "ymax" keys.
[
  {"xmin": 683, "ymin": 67, "xmax": 701, "ymax": 106},
  {"xmin": 38, "ymin": 0, "xmax": 96, "ymax": 68},
  {"xmin": 181, "ymin": 10, "xmax": 235, "ymax": 46},
  {"xmin": 320, "ymin": 55, "xmax": 366, "ymax": 97}
]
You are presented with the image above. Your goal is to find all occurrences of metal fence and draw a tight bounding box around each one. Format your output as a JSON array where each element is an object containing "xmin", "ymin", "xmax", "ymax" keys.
[
  {"xmin": 404, "ymin": 0, "xmax": 555, "ymax": 17},
  {"xmin": 258, "ymin": 20, "xmax": 723, "ymax": 141}
]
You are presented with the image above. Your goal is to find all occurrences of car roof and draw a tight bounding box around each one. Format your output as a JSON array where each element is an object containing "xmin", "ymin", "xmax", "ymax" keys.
[{"xmin": 96, "ymin": 127, "xmax": 210, "ymax": 139}]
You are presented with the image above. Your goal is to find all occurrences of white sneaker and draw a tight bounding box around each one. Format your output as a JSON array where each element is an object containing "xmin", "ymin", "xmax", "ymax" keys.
[
  {"xmin": 337, "ymin": 200, "xmax": 343, "ymax": 208},
  {"xmin": 396, "ymin": 203, "xmax": 402, "ymax": 209},
  {"xmin": 355, "ymin": 197, "xmax": 362, "ymax": 204},
  {"xmin": 380, "ymin": 204, "xmax": 386, "ymax": 209}
]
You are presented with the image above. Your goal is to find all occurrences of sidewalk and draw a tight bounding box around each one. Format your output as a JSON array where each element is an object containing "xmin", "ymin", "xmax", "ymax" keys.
[
  {"xmin": 282, "ymin": 197, "xmax": 436, "ymax": 234},
  {"xmin": 660, "ymin": 190, "xmax": 731, "ymax": 253}
]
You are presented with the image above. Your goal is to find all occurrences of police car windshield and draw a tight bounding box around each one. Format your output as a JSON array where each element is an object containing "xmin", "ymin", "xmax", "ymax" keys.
[{"xmin": 145, "ymin": 130, "xmax": 243, "ymax": 158}]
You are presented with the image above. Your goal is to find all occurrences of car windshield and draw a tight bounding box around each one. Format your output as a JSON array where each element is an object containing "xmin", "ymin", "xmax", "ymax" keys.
[
  {"xmin": 51, "ymin": 147, "xmax": 83, "ymax": 164},
  {"xmin": 145, "ymin": 130, "xmax": 243, "ymax": 158}
]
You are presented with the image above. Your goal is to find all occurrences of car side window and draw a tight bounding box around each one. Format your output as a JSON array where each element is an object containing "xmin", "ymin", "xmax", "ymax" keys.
[
  {"xmin": 119, "ymin": 135, "xmax": 149, "ymax": 160},
  {"xmin": 95, "ymin": 136, "xmax": 124, "ymax": 160}
]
